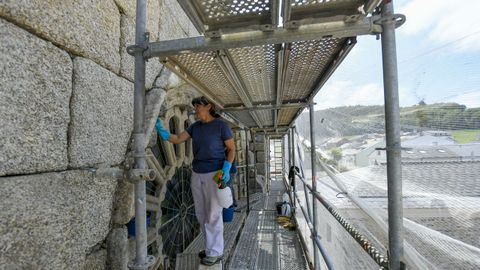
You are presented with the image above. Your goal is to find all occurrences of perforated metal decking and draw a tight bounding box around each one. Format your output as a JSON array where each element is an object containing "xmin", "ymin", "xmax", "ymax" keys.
[
  {"xmin": 144, "ymin": 0, "xmax": 384, "ymax": 133},
  {"xmin": 175, "ymin": 211, "xmax": 247, "ymax": 270},
  {"xmin": 229, "ymin": 180, "xmax": 307, "ymax": 270}
]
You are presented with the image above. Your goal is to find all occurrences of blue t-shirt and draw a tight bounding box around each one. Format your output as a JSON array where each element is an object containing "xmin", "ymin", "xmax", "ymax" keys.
[{"xmin": 187, "ymin": 118, "xmax": 233, "ymax": 173}]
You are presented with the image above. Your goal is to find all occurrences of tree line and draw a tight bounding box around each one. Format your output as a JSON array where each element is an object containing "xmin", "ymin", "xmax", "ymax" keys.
[{"xmin": 296, "ymin": 103, "xmax": 480, "ymax": 139}]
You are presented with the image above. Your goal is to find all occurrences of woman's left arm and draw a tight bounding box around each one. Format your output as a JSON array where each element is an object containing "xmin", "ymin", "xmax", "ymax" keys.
[{"xmin": 224, "ymin": 138, "xmax": 236, "ymax": 163}]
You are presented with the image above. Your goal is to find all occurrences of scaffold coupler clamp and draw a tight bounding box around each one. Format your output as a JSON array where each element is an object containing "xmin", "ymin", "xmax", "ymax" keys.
[
  {"xmin": 128, "ymin": 255, "xmax": 156, "ymax": 270},
  {"xmin": 126, "ymin": 32, "xmax": 150, "ymax": 58},
  {"xmin": 126, "ymin": 167, "xmax": 155, "ymax": 183},
  {"xmin": 373, "ymin": 13, "xmax": 406, "ymax": 29},
  {"xmin": 126, "ymin": 132, "xmax": 156, "ymax": 183}
]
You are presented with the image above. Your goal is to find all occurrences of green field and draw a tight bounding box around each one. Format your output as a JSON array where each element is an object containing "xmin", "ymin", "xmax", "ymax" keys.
[{"xmin": 452, "ymin": 129, "xmax": 480, "ymax": 143}]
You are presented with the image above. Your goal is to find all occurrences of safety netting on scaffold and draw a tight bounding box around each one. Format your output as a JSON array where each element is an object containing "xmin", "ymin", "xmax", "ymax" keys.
[{"xmin": 288, "ymin": 32, "xmax": 480, "ymax": 269}]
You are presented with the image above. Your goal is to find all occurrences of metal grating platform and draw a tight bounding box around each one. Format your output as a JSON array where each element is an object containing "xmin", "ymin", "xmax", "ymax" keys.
[
  {"xmin": 162, "ymin": 38, "xmax": 353, "ymax": 130},
  {"xmin": 284, "ymin": 0, "xmax": 367, "ymax": 28},
  {"xmin": 175, "ymin": 211, "xmax": 247, "ymax": 270},
  {"xmin": 264, "ymin": 180, "xmax": 285, "ymax": 211},
  {"xmin": 178, "ymin": 0, "xmax": 278, "ymax": 36},
  {"xmin": 146, "ymin": 0, "xmax": 384, "ymax": 132},
  {"xmin": 229, "ymin": 180, "xmax": 308, "ymax": 270},
  {"xmin": 238, "ymin": 192, "xmax": 267, "ymax": 212}
]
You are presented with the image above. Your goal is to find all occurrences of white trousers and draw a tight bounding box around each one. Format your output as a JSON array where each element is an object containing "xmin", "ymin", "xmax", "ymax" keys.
[{"xmin": 191, "ymin": 171, "xmax": 224, "ymax": 257}]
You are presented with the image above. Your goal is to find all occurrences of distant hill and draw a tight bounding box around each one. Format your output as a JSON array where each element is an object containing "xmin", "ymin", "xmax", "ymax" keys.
[{"xmin": 295, "ymin": 103, "xmax": 480, "ymax": 141}]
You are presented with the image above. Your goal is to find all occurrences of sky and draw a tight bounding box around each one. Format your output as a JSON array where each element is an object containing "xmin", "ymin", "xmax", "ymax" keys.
[{"xmin": 313, "ymin": 0, "xmax": 480, "ymax": 110}]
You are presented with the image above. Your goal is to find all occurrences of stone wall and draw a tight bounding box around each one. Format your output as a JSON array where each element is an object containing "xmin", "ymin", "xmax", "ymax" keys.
[
  {"xmin": 0, "ymin": 171, "xmax": 117, "ymax": 269},
  {"xmin": 0, "ymin": 0, "xmax": 198, "ymax": 269}
]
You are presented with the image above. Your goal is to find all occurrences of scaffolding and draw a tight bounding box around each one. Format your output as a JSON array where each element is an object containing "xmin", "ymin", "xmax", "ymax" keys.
[
  {"xmin": 270, "ymin": 139, "xmax": 284, "ymax": 181},
  {"xmin": 127, "ymin": 0, "xmax": 406, "ymax": 269}
]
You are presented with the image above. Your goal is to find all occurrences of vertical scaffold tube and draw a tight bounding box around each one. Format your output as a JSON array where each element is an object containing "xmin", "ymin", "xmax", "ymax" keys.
[
  {"xmin": 287, "ymin": 131, "xmax": 291, "ymax": 174},
  {"xmin": 309, "ymin": 103, "xmax": 320, "ymax": 270},
  {"xmin": 253, "ymin": 131, "xmax": 258, "ymax": 193},
  {"xmin": 291, "ymin": 127, "xmax": 296, "ymax": 208},
  {"xmin": 245, "ymin": 128, "xmax": 250, "ymax": 214},
  {"xmin": 131, "ymin": 0, "xmax": 149, "ymax": 269},
  {"xmin": 380, "ymin": 1, "xmax": 404, "ymax": 269},
  {"xmin": 267, "ymin": 136, "xmax": 270, "ymax": 191}
]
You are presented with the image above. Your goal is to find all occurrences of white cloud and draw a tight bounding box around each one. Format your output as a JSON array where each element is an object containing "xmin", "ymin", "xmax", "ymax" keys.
[
  {"xmin": 314, "ymin": 81, "xmax": 384, "ymax": 110},
  {"xmin": 445, "ymin": 91, "xmax": 480, "ymax": 108},
  {"xmin": 399, "ymin": 86, "xmax": 419, "ymax": 107},
  {"xmin": 314, "ymin": 80, "xmax": 422, "ymax": 110},
  {"xmin": 398, "ymin": 0, "xmax": 480, "ymax": 52}
]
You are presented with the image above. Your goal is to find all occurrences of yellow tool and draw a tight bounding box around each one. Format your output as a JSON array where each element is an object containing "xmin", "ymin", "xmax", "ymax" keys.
[{"xmin": 213, "ymin": 170, "xmax": 224, "ymax": 188}]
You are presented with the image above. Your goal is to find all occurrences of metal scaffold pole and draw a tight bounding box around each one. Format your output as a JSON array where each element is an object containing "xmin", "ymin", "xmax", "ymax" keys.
[
  {"xmin": 282, "ymin": 135, "xmax": 286, "ymax": 179},
  {"xmin": 291, "ymin": 127, "xmax": 296, "ymax": 208},
  {"xmin": 309, "ymin": 103, "xmax": 321, "ymax": 270},
  {"xmin": 253, "ymin": 131, "xmax": 258, "ymax": 193},
  {"xmin": 245, "ymin": 128, "xmax": 250, "ymax": 214},
  {"xmin": 380, "ymin": 1, "xmax": 404, "ymax": 269},
  {"xmin": 287, "ymin": 131, "xmax": 291, "ymax": 172},
  {"xmin": 267, "ymin": 136, "xmax": 270, "ymax": 189},
  {"xmin": 128, "ymin": 0, "xmax": 155, "ymax": 269}
]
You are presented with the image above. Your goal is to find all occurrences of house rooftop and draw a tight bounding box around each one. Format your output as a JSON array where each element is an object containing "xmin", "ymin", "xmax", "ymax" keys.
[{"xmin": 317, "ymin": 160, "xmax": 480, "ymax": 209}]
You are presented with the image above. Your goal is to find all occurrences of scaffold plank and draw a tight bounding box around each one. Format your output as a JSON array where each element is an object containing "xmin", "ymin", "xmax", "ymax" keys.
[
  {"xmin": 146, "ymin": 0, "xmax": 383, "ymax": 130},
  {"xmin": 175, "ymin": 211, "xmax": 246, "ymax": 270},
  {"xmin": 229, "ymin": 180, "xmax": 308, "ymax": 270}
]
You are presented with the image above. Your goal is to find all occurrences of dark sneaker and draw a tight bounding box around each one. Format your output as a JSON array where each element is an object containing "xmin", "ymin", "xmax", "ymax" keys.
[
  {"xmin": 198, "ymin": 250, "xmax": 206, "ymax": 259},
  {"xmin": 200, "ymin": 255, "xmax": 222, "ymax": 266}
]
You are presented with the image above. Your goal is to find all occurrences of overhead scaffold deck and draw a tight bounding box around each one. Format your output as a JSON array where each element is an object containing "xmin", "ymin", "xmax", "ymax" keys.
[{"xmin": 126, "ymin": 1, "xmax": 406, "ymax": 270}]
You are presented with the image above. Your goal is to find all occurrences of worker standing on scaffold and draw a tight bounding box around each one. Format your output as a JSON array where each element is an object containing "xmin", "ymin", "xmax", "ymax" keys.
[{"xmin": 155, "ymin": 96, "xmax": 235, "ymax": 266}]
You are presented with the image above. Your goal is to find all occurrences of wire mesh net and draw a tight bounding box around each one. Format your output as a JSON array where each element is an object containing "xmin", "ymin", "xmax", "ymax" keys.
[{"xmin": 292, "ymin": 100, "xmax": 480, "ymax": 269}]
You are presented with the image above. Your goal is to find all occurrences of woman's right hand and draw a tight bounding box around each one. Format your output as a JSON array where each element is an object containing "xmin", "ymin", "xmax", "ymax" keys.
[
  {"xmin": 155, "ymin": 118, "xmax": 170, "ymax": 141},
  {"xmin": 221, "ymin": 160, "xmax": 232, "ymax": 183}
]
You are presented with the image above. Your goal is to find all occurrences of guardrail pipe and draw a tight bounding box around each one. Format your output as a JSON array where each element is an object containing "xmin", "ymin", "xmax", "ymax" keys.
[
  {"xmin": 245, "ymin": 128, "xmax": 250, "ymax": 213},
  {"xmin": 309, "ymin": 103, "xmax": 321, "ymax": 270}
]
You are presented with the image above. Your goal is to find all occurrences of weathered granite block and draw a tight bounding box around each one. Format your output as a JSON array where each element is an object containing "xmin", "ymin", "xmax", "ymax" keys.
[
  {"xmin": 145, "ymin": 88, "xmax": 167, "ymax": 147},
  {"xmin": 158, "ymin": 2, "xmax": 188, "ymax": 41},
  {"xmin": 114, "ymin": 0, "xmax": 160, "ymax": 30},
  {"xmin": 69, "ymin": 57, "xmax": 133, "ymax": 168},
  {"xmin": 107, "ymin": 227, "xmax": 129, "ymax": 270},
  {"xmin": 84, "ymin": 249, "xmax": 107, "ymax": 270},
  {"xmin": 0, "ymin": 171, "xmax": 117, "ymax": 270},
  {"xmin": 120, "ymin": 14, "xmax": 163, "ymax": 89},
  {"xmin": 256, "ymin": 163, "xmax": 267, "ymax": 175},
  {"xmin": 0, "ymin": 18, "xmax": 71, "ymax": 176},
  {"xmin": 113, "ymin": 0, "xmax": 136, "ymax": 17},
  {"xmin": 255, "ymin": 134, "xmax": 266, "ymax": 143},
  {"xmin": 161, "ymin": 0, "xmax": 199, "ymax": 36},
  {"xmin": 155, "ymin": 70, "xmax": 185, "ymax": 90},
  {"xmin": 163, "ymin": 84, "xmax": 198, "ymax": 108},
  {"xmin": 256, "ymin": 151, "xmax": 266, "ymax": 163},
  {"xmin": 248, "ymin": 151, "xmax": 255, "ymax": 164},
  {"xmin": 0, "ymin": 0, "xmax": 121, "ymax": 72},
  {"xmin": 111, "ymin": 180, "xmax": 134, "ymax": 225},
  {"xmin": 254, "ymin": 143, "xmax": 266, "ymax": 152}
]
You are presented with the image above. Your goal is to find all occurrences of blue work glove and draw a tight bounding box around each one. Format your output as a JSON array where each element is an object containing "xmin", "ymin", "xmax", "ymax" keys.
[
  {"xmin": 155, "ymin": 118, "xmax": 170, "ymax": 141},
  {"xmin": 221, "ymin": 160, "xmax": 232, "ymax": 183}
]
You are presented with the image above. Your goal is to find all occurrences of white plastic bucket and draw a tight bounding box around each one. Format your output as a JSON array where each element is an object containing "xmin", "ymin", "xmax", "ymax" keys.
[{"xmin": 217, "ymin": 187, "xmax": 233, "ymax": 208}]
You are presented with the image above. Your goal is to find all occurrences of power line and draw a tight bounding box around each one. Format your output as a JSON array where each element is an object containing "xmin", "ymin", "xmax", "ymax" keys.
[{"xmin": 398, "ymin": 29, "xmax": 480, "ymax": 64}]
